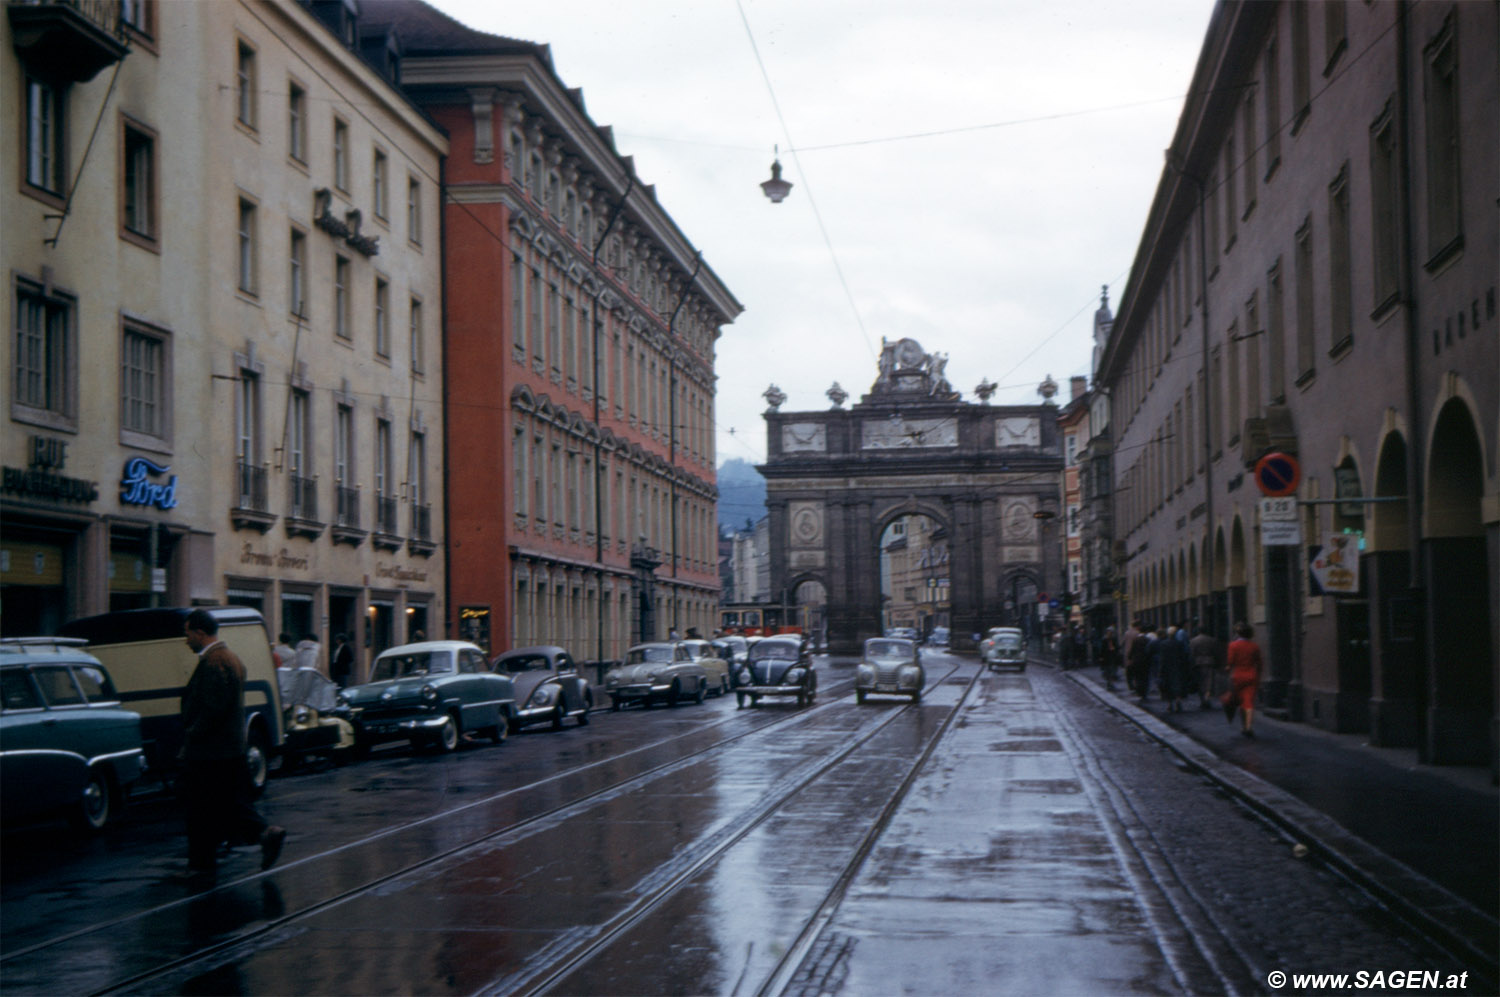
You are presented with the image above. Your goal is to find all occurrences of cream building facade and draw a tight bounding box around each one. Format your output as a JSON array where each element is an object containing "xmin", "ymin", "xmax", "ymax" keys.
[{"xmin": 4, "ymin": 1, "xmax": 447, "ymax": 680}]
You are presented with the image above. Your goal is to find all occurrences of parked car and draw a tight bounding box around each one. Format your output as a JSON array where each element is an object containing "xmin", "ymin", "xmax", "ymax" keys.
[
  {"xmin": 713, "ymin": 635, "xmax": 751, "ymax": 668},
  {"xmin": 675, "ymin": 640, "xmax": 732, "ymax": 696},
  {"xmin": 735, "ymin": 635, "xmax": 817, "ymax": 708},
  {"xmin": 1, "ymin": 638, "xmax": 147, "ymax": 832},
  {"xmin": 925, "ymin": 627, "xmax": 950, "ymax": 647},
  {"xmin": 982, "ymin": 627, "xmax": 1027, "ymax": 671},
  {"xmin": 275, "ymin": 666, "xmax": 357, "ymax": 769},
  {"xmin": 855, "ymin": 637, "xmax": 925, "ymax": 703},
  {"xmin": 604, "ymin": 643, "xmax": 709, "ymax": 709},
  {"xmin": 59, "ymin": 606, "xmax": 284, "ymax": 796},
  {"xmin": 339, "ymin": 641, "xmax": 514, "ymax": 753},
  {"xmin": 492, "ymin": 646, "xmax": 594, "ymax": 729}
]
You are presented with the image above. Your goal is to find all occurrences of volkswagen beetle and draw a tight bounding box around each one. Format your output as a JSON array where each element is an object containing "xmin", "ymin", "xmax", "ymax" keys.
[
  {"xmin": 339, "ymin": 641, "xmax": 513, "ymax": 753},
  {"xmin": 604, "ymin": 643, "xmax": 709, "ymax": 709},
  {"xmin": 982, "ymin": 627, "xmax": 1027, "ymax": 671},
  {"xmin": 491, "ymin": 645, "xmax": 594, "ymax": 729},
  {"xmin": 735, "ymin": 635, "xmax": 817, "ymax": 708},
  {"xmin": 855, "ymin": 637, "xmax": 924, "ymax": 703}
]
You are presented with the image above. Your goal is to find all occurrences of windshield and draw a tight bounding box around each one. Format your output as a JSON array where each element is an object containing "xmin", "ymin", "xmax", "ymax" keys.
[
  {"xmin": 626, "ymin": 646, "xmax": 675, "ymax": 665},
  {"xmin": 371, "ymin": 651, "xmax": 449, "ymax": 681},
  {"xmin": 865, "ymin": 640, "xmax": 911, "ymax": 659},
  {"xmin": 749, "ymin": 642, "xmax": 798, "ymax": 662}
]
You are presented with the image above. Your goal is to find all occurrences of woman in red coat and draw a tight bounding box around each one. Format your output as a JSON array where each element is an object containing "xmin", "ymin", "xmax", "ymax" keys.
[{"xmin": 1223, "ymin": 621, "xmax": 1264, "ymax": 738}]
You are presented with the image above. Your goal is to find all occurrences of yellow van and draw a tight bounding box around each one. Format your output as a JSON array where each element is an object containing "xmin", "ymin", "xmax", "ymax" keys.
[{"xmin": 58, "ymin": 607, "xmax": 284, "ymax": 794}]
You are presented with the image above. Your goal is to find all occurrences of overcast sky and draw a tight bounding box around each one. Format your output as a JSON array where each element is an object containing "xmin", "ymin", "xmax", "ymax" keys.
[{"xmin": 435, "ymin": 0, "xmax": 1215, "ymax": 467}]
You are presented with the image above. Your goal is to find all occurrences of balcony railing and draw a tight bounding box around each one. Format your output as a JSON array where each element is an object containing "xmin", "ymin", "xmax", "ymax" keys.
[
  {"xmin": 236, "ymin": 461, "xmax": 268, "ymax": 511},
  {"xmin": 230, "ymin": 460, "xmax": 275, "ymax": 533},
  {"xmin": 410, "ymin": 502, "xmax": 431, "ymax": 541},
  {"xmin": 335, "ymin": 485, "xmax": 360, "ymax": 527},
  {"xmin": 375, "ymin": 494, "xmax": 398, "ymax": 534},
  {"xmin": 288, "ymin": 474, "xmax": 318, "ymax": 520}
]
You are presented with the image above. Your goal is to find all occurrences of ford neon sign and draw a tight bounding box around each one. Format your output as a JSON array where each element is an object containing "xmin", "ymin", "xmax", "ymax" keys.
[{"xmin": 120, "ymin": 457, "xmax": 179, "ymax": 510}]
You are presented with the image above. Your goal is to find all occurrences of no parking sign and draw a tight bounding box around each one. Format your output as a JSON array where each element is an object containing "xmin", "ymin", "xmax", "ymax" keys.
[{"xmin": 1254, "ymin": 452, "xmax": 1301, "ymax": 497}]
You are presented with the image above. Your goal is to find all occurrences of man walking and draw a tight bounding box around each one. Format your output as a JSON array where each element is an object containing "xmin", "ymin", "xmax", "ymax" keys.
[
  {"xmin": 1190, "ymin": 626, "xmax": 1224, "ymax": 709},
  {"xmin": 180, "ymin": 608, "xmax": 286, "ymax": 880}
]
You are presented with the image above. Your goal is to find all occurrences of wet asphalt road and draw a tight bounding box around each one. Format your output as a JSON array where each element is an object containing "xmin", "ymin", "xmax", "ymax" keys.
[{"xmin": 0, "ymin": 652, "xmax": 1478, "ymax": 995}]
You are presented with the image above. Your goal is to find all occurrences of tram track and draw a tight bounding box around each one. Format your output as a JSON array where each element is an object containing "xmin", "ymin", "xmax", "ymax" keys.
[{"xmin": 4, "ymin": 660, "xmax": 971, "ymax": 996}]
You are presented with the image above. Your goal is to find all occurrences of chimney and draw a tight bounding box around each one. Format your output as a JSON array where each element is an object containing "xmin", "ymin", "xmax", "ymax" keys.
[{"xmin": 1070, "ymin": 375, "xmax": 1087, "ymax": 401}]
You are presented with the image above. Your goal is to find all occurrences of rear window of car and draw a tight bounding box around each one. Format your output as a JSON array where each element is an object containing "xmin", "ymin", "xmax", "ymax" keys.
[{"xmin": 1, "ymin": 669, "xmax": 41, "ymax": 711}]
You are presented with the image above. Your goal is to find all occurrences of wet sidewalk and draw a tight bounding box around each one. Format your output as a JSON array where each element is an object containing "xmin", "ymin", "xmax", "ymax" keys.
[{"xmin": 1048, "ymin": 654, "xmax": 1498, "ymax": 973}]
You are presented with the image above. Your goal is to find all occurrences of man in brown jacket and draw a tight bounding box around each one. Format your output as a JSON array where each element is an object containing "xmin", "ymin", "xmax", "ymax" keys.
[{"xmin": 180, "ymin": 608, "xmax": 285, "ymax": 878}]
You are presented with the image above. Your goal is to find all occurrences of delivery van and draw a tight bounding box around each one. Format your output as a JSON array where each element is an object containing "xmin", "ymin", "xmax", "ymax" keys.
[{"xmin": 58, "ymin": 607, "xmax": 284, "ymax": 795}]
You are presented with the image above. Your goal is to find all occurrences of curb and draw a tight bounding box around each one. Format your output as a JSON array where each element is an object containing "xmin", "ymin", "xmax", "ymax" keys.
[{"xmin": 1060, "ymin": 666, "xmax": 1499, "ymax": 983}]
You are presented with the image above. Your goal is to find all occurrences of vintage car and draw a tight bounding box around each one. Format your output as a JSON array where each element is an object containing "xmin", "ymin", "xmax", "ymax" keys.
[
  {"xmin": 855, "ymin": 637, "xmax": 925, "ymax": 703},
  {"xmin": 275, "ymin": 666, "xmax": 357, "ymax": 769},
  {"xmin": 982, "ymin": 627, "xmax": 1027, "ymax": 671},
  {"xmin": 675, "ymin": 640, "xmax": 732, "ymax": 696},
  {"xmin": 339, "ymin": 641, "xmax": 514, "ymax": 752},
  {"xmin": 1, "ymin": 639, "xmax": 147, "ymax": 832},
  {"xmin": 712, "ymin": 635, "xmax": 751, "ymax": 668},
  {"xmin": 492, "ymin": 645, "xmax": 594, "ymax": 729},
  {"xmin": 604, "ymin": 643, "xmax": 710, "ymax": 709},
  {"xmin": 735, "ymin": 635, "xmax": 817, "ymax": 708}
]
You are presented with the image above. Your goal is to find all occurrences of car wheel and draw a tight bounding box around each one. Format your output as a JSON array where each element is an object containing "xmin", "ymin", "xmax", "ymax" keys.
[
  {"xmin": 433, "ymin": 714, "xmax": 459, "ymax": 753},
  {"xmin": 911, "ymin": 688, "xmax": 923, "ymax": 703},
  {"xmin": 578, "ymin": 697, "xmax": 591, "ymax": 725},
  {"xmin": 611, "ymin": 695, "xmax": 621, "ymax": 712},
  {"xmin": 856, "ymin": 689, "xmax": 867, "ymax": 704},
  {"xmin": 72, "ymin": 768, "xmax": 112, "ymax": 833}
]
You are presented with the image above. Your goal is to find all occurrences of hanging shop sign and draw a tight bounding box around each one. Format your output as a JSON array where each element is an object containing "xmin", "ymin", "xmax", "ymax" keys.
[
  {"xmin": 119, "ymin": 457, "xmax": 179, "ymax": 510},
  {"xmin": 1309, "ymin": 533, "xmax": 1361, "ymax": 594}
]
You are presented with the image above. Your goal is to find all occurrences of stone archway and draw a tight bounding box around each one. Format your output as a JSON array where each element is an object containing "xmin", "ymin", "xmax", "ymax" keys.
[
  {"xmin": 1423, "ymin": 399, "xmax": 1494, "ymax": 764},
  {"xmin": 760, "ymin": 337, "xmax": 1064, "ymax": 653}
]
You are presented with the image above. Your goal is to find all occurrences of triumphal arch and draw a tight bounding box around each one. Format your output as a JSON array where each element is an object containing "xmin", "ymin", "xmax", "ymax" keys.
[{"xmin": 759, "ymin": 338, "xmax": 1065, "ymax": 654}]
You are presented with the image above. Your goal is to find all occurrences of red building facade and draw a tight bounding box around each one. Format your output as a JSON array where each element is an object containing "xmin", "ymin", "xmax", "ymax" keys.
[{"xmin": 391, "ymin": 3, "xmax": 741, "ymax": 659}]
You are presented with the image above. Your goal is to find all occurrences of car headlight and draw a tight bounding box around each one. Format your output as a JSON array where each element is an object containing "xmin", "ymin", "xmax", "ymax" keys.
[
  {"xmin": 786, "ymin": 667, "xmax": 805, "ymax": 684},
  {"xmin": 605, "ymin": 674, "xmax": 619, "ymax": 688},
  {"xmin": 737, "ymin": 668, "xmax": 752, "ymax": 685},
  {"xmin": 528, "ymin": 684, "xmax": 559, "ymax": 707},
  {"xmin": 421, "ymin": 683, "xmax": 438, "ymax": 702},
  {"xmin": 293, "ymin": 705, "xmax": 312, "ymax": 725},
  {"xmin": 645, "ymin": 670, "xmax": 661, "ymax": 684},
  {"xmin": 899, "ymin": 667, "xmax": 919, "ymax": 687},
  {"xmin": 856, "ymin": 665, "xmax": 874, "ymax": 681}
]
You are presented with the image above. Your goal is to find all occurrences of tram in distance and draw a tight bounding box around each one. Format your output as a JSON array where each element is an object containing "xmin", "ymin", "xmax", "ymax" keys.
[{"xmin": 718, "ymin": 602, "xmax": 809, "ymax": 637}]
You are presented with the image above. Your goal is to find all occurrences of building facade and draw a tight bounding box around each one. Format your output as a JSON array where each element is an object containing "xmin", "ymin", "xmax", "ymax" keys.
[
  {"xmin": 1078, "ymin": 290, "xmax": 1119, "ymax": 634},
  {"xmin": 1096, "ymin": 1, "xmax": 1496, "ymax": 768},
  {"xmin": 386, "ymin": 1, "xmax": 741, "ymax": 660},
  {"xmin": 4, "ymin": 0, "xmax": 447, "ymax": 680}
]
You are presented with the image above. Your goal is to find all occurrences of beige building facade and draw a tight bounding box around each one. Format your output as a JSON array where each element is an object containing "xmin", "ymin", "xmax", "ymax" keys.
[
  {"xmin": 1097, "ymin": 1, "xmax": 1497, "ymax": 768},
  {"xmin": 4, "ymin": 1, "xmax": 447, "ymax": 681}
]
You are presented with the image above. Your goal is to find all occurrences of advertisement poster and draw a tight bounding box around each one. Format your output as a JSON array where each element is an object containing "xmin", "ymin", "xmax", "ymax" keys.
[{"xmin": 1309, "ymin": 533, "xmax": 1360, "ymax": 594}]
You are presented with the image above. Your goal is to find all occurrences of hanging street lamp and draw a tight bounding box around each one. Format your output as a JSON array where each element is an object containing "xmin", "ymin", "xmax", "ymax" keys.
[{"xmin": 760, "ymin": 146, "xmax": 792, "ymax": 203}]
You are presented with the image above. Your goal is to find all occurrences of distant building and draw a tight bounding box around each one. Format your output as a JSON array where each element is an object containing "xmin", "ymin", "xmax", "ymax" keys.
[
  {"xmin": 384, "ymin": 1, "xmax": 742, "ymax": 658},
  {"xmin": 1096, "ymin": 1, "xmax": 1496, "ymax": 769},
  {"xmin": 1078, "ymin": 290, "xmax": 1118, "ymax": 634}
]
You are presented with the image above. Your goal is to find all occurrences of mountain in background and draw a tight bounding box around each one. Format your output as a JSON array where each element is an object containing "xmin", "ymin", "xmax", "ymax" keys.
[{"xmin": 716, "ymin": 458, "xmax": 766, "ymax": 534}]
